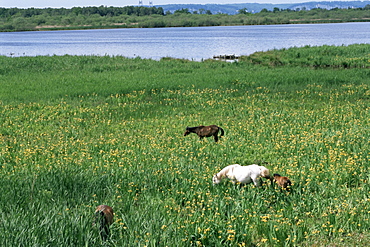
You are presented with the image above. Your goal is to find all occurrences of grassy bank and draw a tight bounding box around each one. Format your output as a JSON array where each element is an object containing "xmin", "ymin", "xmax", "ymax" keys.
[{"xmin": 0, "ymin": 44, "xmax": 370, "ymax": 246}]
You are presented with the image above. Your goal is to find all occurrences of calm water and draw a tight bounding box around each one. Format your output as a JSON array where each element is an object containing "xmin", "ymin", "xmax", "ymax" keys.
[{"xmin": 1, "ymin": 22, "xmax": 369, "ymax": 60}]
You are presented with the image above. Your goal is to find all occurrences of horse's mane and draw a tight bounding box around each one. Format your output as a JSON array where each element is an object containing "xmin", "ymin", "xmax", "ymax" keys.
[
  {"xmin": 216, "ymin": 164, "xmax": 240, "ymax": 179},
  {"xmin": 188, "ymin": 126, "xmax": 204, "ymax": 131}
]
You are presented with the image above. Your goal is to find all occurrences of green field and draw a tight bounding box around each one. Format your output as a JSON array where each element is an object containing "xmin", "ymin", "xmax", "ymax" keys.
[{"xmin": 0, "ymin": 44, "xmax": 369, "ymax": 246}]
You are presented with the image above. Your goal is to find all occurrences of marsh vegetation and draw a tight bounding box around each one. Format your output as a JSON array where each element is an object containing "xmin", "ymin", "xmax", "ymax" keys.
[{"xmin": 0, "ymin": 44, "xmax": 369, "ymax": 246}]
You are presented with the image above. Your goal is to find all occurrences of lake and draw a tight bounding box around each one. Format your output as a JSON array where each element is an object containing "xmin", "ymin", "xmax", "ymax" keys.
[{"xmin": 1, "ymin": 22, "xmax": 369, "ymax": 60}]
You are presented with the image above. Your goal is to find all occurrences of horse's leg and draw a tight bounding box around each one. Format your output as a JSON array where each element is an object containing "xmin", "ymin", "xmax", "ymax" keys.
[
  {"xmin": 214, "ymin": 134, "xmax": 218, "ymax": 142},
  {"xmin": 252, "ymin": 177, "xmax": 260, "ymax": 187}
]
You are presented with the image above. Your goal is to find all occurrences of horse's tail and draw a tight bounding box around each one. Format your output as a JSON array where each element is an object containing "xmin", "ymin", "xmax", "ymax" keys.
[
  {"xmin": 96, "ymin": 210, "xmax": 109, "ymax": 241},
  {"xmin": 95, "ymin": 205, "xmax": 114, "ymax": 241},
  {"xmin": 219, "ymin": 127, "xmax": 225, "ymax": 137},
  {"xmin": 286, "ymin": 179, "xmax": 292, "ymax": 187}
]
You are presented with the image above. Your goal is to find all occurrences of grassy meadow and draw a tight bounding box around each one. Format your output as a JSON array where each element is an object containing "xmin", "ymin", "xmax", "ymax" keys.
[{"xmin": 0, "ymin": 44, "xmax": 369, "ymax": 246}]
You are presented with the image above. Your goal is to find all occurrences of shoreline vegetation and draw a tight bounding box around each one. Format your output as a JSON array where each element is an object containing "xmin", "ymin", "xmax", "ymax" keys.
[
  {"xmin": 0, "ymin": 44, "xmax": 369, "ymax": 246},
  {"xmin": 0, "ymin": 5, "xmax": 369, "ymax": 31}
]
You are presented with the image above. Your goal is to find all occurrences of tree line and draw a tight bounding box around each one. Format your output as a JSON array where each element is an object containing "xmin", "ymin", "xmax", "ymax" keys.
[
  {"xmin": 0, "ymin": 6, "xmax": 165, "ymax": 18},
  {"xmin": 0, "ymin": 5, "xmax": 369, "ymax": 31}
]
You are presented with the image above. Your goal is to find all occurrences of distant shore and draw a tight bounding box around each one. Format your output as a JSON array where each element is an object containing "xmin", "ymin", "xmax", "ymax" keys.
[{"xmin": 1, "ymin": 5, "xmax": 370, "ymax": 32}]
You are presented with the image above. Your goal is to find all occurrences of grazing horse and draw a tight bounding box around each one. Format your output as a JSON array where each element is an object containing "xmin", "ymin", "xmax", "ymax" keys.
[
  {"xmin": 184, "ymin": 125, "xmax": 224, "ymax": 142},
  {"xmin": 273, "ymin": 174, "xmax": 292, "ymax": 189},
  {"xmin": 95, "ymin": 205, "xmax": 114, "ymax": 241},
  {"xmin": 212, "ymin": 164, "xmax": 272, "ymax": 186}
]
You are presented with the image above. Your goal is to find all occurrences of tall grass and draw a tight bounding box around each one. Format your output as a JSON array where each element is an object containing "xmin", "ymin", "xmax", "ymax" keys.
[{"xmin": 0, "ymin": 44, "xmax": 369, "ymax": 246}]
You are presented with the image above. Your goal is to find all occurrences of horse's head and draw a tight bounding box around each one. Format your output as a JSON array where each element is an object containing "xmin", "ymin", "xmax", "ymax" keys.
[
  {"xmin": 183, "ymin": 127, "xmax": 191, "ymax": 136},
  {"xmin": 273, "ymin": 174, "xmax": 291, "ymax": 188},
  {"xmin": 212, "ymin": 174, "xmax": 221, "ymax": 185},
  {"xmin": 260, "ymin": 166, "xmax": 272, "ymax": 180}
]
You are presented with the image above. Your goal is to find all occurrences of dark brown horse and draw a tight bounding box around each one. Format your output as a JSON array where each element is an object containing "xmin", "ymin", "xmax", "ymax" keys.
[
  {"xmin": 184, "ymin": 125, "xmax": 224, "ymax": 142},
  {"xmin": 273, "ymin": 174, "xmax": 292, "ymax": 189},
  {"xmin": 95, "ymin": 205, "xmax": 114, "ymax": 241}
]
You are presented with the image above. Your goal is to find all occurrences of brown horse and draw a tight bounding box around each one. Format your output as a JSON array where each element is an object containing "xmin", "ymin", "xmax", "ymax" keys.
[
  {"xmin": 184, "ymin": 125, "xmax": 224, "ymax": 142},
  {"xmin": 95, "ymin": 205, "xmax": 114, "ymax": 241},
  {"xmin": 273, "ymin": 174, "xmax": 292, "ymax": 189}
]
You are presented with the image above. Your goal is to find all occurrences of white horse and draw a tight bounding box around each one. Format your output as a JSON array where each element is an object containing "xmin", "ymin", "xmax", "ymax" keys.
[{"xmin": 212, "ymin": 164, "xmax": 272, "ymax": 186}]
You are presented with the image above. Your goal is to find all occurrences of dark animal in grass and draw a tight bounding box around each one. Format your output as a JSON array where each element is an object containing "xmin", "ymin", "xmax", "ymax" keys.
[
  {"xmin": 273, "ymin": 174, "xmax": 292, "ymax": 189},
  {"xmin": 95, "ymin": 205, "xmax": 114, "ymax": 241},
  {"xmin": 183, "ymin": 125, "xmax": 224, "ymax": 142}
]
